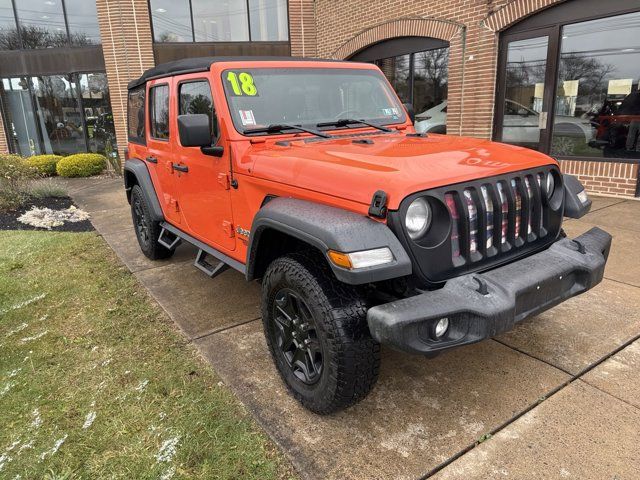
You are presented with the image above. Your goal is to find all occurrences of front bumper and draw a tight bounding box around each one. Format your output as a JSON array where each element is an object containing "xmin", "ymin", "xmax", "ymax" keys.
[{"xmin": 367, "ymin": 227, "xmax": 612, "ymax": 355}]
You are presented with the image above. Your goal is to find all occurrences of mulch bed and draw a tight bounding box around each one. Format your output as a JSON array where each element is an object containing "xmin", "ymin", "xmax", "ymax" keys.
[{"xmin": 0, "ymin": 196, "xmax": 94, "ymax": 232}]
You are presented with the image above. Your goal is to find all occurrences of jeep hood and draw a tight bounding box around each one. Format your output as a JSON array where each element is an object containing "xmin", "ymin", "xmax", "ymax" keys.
[{"xmin": 245, "ymin": 133, "xmax": 556, "ymax": 210}]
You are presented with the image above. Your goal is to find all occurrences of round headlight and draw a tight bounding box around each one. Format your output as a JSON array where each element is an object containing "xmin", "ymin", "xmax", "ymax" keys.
[
  {"xmin": 546, "ymin": 172, "xmax": 556, "ymax": 197},
  {"xmin": 405, "ymin": 198, "xmax": 431, "ymax": 239}
]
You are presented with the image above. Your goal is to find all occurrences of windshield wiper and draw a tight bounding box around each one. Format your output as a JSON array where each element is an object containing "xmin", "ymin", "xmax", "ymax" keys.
[
  {"xmin": 316, "ymin": 118, "xmax": 393, "ymax": 132},
  {"xmin": 243, "ymin": 123, "xmax": 333, "ymax": 139}
]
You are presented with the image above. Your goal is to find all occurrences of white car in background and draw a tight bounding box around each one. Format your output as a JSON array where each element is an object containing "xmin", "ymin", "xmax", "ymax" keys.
[
  {"xmin": 414, "ymin": 101, "xmax": 448, "ymax": 134},
  {"xmin": 414, "ymin": 99, "xmax": 594, "ymax": 153}
]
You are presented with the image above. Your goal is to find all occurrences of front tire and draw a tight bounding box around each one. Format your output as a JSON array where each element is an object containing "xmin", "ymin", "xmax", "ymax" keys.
[
  {"xmin": 130, "ymin": 184, "xmax": 173, "ymax": 260},
  {"xmin": 261, "ymin": 253, "xmax": 380, "ymax": 414}
]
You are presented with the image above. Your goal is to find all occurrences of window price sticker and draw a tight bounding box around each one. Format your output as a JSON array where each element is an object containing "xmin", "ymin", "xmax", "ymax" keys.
[{"xmin": 239, "ymin": 110, "xmax": 256, "ymax": 126}]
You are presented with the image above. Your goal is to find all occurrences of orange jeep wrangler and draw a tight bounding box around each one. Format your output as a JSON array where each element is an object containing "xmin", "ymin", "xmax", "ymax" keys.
[{"xmin": 124, "ymin": 57, "xmax": 611, "ymax": 414}]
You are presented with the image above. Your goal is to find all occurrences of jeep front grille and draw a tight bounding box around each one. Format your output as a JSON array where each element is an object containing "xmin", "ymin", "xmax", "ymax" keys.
[{"xmin": 389, "ymin": 166, "xmax": 564, "ymax": 286}]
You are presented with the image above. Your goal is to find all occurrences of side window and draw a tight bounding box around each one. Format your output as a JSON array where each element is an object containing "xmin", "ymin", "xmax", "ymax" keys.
[
  {"xmin": 150, "ymin": 84, "xmax": 170, "ymax": 140},
  {"xmin": 127, "ymin": 85, "xmax": 145, "ymax": 144},
  {"xmin": 179, "ymin": 81, "xmax": 217, "ymax": 137}
]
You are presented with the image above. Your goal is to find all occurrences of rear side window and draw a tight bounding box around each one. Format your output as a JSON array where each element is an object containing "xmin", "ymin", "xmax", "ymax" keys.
[
  {"xmin": 127, "ymin": 85, "xmax": 146, "ymax": 144},
  {"xmin": 179, "ymin": 80, "xmax": 216, "ymax": 136},
  {"xmin": 150, "ymin": 84, "xmax": 170, "ymax": 140}
]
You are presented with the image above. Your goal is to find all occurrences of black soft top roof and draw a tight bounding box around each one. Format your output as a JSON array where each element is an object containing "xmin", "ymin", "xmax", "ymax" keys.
[{"xmin": 127, "ymin": 56, "xmax": 347, "ymax": 90}]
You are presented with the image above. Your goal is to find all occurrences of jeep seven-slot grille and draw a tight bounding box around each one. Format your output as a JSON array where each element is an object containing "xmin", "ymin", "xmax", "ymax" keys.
[
  {"xmin": 390, "ymin": 167, "xmax": 563, "ymax": 286},
  {"xmin": 444, "ymin": 173, "xmax": 548, "ymax": 265}
]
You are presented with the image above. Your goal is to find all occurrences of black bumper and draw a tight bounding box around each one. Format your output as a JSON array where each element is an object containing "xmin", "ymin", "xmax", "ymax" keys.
[{"xmin": 367, "ymin": 227, "xmax": 612, "ymax": 355}]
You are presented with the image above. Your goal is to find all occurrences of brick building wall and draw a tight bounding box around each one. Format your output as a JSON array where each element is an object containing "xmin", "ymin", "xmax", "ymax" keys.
[
  {"xmin": 96, "ymin": 0, "xmax": 155, "ymax": 162},
  {"xmin": 308, "ymin": 0, "xmax": 639, "ymax": 198},
  {"xmin": 0, "ymin": 111, "xmax": 7, "ymax": 154}
]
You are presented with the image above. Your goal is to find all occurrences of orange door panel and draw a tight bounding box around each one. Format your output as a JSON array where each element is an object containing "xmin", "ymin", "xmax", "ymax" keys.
[
  {"xmin": 146, "ymin": 80, "xmax": 181, "ymax": 225},
  {"xmin": 172, "ymin": 76, "xmax": 236, "ymax": 251}
]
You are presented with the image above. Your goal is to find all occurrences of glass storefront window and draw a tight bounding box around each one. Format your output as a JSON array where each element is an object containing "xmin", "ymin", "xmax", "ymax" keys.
[
  {"xmin": 31, "ymin": 75, "xmax": 85, "ymax": 155},
  {"xmin": 149, "ymin": 0, "xmax": 193, "ymax": 42},
  {"xmin": 79, "ymin": 73, "xmax": 116, "ymax": 155},
  {"xmin": 192, "ymin": 0, "xmax": 249, "ymax": 42},
  {"xmin": 150, "ymin": 0, "xmax": 288, "ymax": 43},
  {"xmin": 14, "ymin": 0, "xmax": 68, "ymax": 49},
  {"xmin": 0, "ymin": 77, "xmax": 41, "ymax": 156},
  {"xmin": 1, "ymin": 71, "xmax": 116, "ymax": 157},
  {"xmin": 64, "ymin": 0, "xmax": 101, "ymax": 45},
  {"xmin": 551, "ymin": 12, "xmax": 640, "ymax": 159},
  {"xmin": 0, "ymin": 0, "xmax": 18, "ymax": 50},
  {"xmin": 374, "ymin": 47, "xmax": 449, "ymax": 134},
  {"xmin": 501, "ymin": 36, "xmax": 549, "ymax": 151},
  {"xmin": 249, "ymin": 0, "xmax": 288, "ymax": 41}
]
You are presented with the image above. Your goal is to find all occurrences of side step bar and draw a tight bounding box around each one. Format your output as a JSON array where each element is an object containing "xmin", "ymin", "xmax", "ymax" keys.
[
  {"xmin": 158, "ymin": 227, "xmax": 182, "ymax": 250},
  {"xmin": 194, "ymin": 249, "xmax": 229, "ymax": 279},
  {"xmin": 158, "ymin": 222, "xmax": 247, "ymax": 277}
]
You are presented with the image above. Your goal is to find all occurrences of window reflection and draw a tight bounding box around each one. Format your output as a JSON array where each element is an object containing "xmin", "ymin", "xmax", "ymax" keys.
[
  {"xmin": 15, "ymin": 0, "xmax": 68, "ymax": 48},
  {"xmin": 374, "ymin": 48, "xmax": 449, "ymax": 134},
  {"xmin": 0, "ymin": 72, "xmax": 116, "ymax": 157},
  {"xmin": 150, "ymin": 0, "xmax": 193, "ymax": 42},
  {"xmin": 79, "ymin": 73, "xmax": 116, "ymax": 155},
  {"xmin": 64, "ymin": 0, "xmax": 100, "ymax": 45},
  {"xmin": 249, "ymin": 0, "xmax": 288, "ymax": 41},
  {"xmin": 501, "ymin": 36, "xmax": 549, "ymax": 151},
  {"xmin": 0, "ymin": 0, "xmax": 18, "ymax": 50},
  {"xmin": 192, "ymin": 0, "xmax": 249, "ymax": 42},
  {"xmin": 31, "ymin": 75, "xmax": 85, "ymax": 155},
  {"xmin": 553, "ymin": 12, "xmax": 640, "ymax": 159}
]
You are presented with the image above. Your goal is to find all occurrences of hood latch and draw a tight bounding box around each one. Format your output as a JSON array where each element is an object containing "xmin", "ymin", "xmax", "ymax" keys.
[{"xmin": 369, "ymin": 190, "xmax": 388, "ymax": 219}]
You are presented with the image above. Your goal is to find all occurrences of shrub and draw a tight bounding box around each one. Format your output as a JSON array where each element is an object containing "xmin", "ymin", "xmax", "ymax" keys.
[
  {"xmin": 26, "ymin": 177, "xmax": 68, "ymax": 199},
  {"xmin": 26, "ymin": 154, "xmax": 63, "ymax": 176},
  {"xmin": 56, "ymin": 153, "xmax": 106, "ymax": 177},
  {"xmin": 0, "ymin": 154, "xmax": 38, "ymax": 211}
]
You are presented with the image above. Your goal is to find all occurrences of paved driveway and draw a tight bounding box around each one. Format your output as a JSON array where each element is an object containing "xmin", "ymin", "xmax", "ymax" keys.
[{"xmin": 69, "ymin": 178, "xmax": 640, "ymax": 479}]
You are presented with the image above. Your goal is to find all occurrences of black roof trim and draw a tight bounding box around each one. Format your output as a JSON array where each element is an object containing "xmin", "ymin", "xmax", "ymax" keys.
[{"xmin": 127, "ymin": 56, "xmax": 349, "ymax": 90}]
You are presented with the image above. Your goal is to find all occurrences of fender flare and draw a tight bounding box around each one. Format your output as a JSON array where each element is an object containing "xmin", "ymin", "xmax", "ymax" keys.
[
  {"xmin": 246, "ymin": 197, "xmax": 412, "ymax": 285},
  {"xmin": 123, "ymin": 158, "xmax": 164, "ymax": 222}
]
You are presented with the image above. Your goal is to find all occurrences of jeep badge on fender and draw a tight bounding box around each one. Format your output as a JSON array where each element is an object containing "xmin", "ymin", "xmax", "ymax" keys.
[{"xmin": 124, "ymin": 57, "xmax": 611, "ymax": 414}]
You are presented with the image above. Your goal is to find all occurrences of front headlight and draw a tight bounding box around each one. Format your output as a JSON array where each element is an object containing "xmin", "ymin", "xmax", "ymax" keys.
[
  {"xmin": 406, "ymin": 197, "xmax": 431, "ymax": 239},
  {"xmin": 546, "ymin": 172, "xmax": 556, "ymax": 197}
]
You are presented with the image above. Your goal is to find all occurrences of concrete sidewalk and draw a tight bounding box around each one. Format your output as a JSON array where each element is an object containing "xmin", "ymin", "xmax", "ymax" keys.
[{"xmin": 69, "ymin": 177, "xmax": 640, "ymax": 480}]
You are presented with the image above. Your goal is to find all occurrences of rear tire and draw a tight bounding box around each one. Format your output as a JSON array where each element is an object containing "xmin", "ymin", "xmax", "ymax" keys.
[
  {"xmin": 130, "ymin": 184, "xmax": 173, "ymax": 260},
  {"xmin": 261, "ymin": 252, "xmax": 380, "ymax": 414}
]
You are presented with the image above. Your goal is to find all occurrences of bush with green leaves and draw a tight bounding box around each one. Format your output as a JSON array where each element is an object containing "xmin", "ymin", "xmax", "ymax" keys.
[
  {"xmin": 0, "ymin": 154, "xmax": 38, "ymax": 210},
  {"xmin": 56, "ymin": 153, "xmax": 106, "ymax": 177},
  {"xmin": 26, "ymin": 154, "xmax": 63, "ymax": 176}
]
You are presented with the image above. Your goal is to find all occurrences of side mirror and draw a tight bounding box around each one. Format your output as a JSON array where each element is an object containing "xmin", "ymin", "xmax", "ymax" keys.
[
  {"xmin": 177, "ymin": 114, "xmax": 212, "ymax": 147},
  {"xmin": 403, "ymin": 103, "xmax": 415, "ymax": 124}
]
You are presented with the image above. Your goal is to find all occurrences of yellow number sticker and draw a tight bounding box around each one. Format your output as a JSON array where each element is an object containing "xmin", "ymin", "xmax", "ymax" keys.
[{"xmin": 226, "ymin": 71, "xmax": 258, "ymax": 96}]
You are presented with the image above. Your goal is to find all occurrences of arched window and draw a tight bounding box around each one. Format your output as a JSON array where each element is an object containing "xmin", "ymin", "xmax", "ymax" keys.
[{"xmin": 351, "ymin": 37, "xmax": 449, "ymax": 134}]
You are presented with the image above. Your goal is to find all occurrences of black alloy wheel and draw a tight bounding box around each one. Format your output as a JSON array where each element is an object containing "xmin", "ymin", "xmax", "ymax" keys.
[
  {"xmin": 132, "ymin": 194, "xmax": 149, "ymax": 246},
  {"xmin": 271, "ymin": 288, "xmax": 323, "ymax": 384}
]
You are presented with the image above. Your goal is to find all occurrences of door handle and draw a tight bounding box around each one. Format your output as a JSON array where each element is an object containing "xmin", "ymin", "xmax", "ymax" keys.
[
  {"xmin": 145, "ymin": 156, "xmax": 157, "ymax": 163},
  {"xmin": 172, "ymin": 163, "xmax": 188, "ymax": 173}
]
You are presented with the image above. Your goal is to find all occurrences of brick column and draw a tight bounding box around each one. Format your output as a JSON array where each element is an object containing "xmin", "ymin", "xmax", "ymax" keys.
[
  {"xmin": 96, "ymin": 0, "xmax": 155, "ymax": 164},
  {"xmin": 288, "ymin": 0, "xmax": 317, "ymax": 57},
  {"xmin": 0, "ymin": 110, "xmax": 9, "ymax": 154}
]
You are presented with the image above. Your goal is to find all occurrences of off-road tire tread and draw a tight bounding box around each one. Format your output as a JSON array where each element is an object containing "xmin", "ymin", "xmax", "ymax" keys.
[
  {"xmin": 262, "ymin": 252, "xmax": 380, "ymax": 414},
  {"xmin": 130, "ymin": 184, "xmax": 173, "ymax": 260}
]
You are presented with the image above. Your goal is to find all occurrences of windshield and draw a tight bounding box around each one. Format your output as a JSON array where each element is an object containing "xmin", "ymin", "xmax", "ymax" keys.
[{"xmin": 222, "ymin": 68, "xmax": 406, "ymax": 134}]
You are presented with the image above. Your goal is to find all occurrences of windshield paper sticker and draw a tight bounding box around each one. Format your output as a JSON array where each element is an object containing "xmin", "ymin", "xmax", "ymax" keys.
[
  {"xmin": 239, "ymin": 110, "xmax": 256, "ymax": 126},
  {"xmin": 382, "ymin": 107, "xmax": 399, "ymax": 118},
  {"xmin": 226, "ymin": 71, "xmax": 258, "ymax": 96}
]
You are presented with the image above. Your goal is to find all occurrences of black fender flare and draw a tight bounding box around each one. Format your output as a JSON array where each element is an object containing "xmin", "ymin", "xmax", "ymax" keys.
[
  {"xmin": 563, "ymin": 173, "xmax": 592, "ymax": 219},
  {"xmin": 246, "ymin": 197, "xmax": 412, "ymax": 285},
  {"xmin": 123, "ymin": 158, "xmax": 164, "ymax": 222}
]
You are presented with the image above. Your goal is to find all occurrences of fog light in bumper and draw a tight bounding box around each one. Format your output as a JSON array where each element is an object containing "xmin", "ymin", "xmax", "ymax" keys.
[
  {"xmin": 434, "ymin": 317, "xmax": 449, "ymax": 338},
  {"xmin": 328, "ymin": 247, "xmax": 394, "ymax": 269}
]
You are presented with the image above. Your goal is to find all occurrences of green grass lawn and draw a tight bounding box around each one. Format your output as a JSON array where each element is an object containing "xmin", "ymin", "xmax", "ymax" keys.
[{"xmin": 0, "ymin": 230, "xmax": 295, "ymax": 479}]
